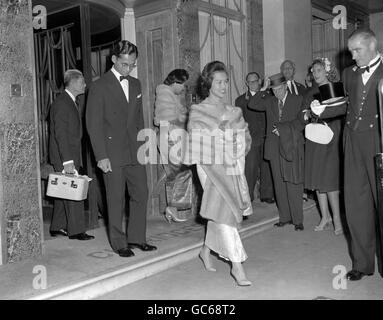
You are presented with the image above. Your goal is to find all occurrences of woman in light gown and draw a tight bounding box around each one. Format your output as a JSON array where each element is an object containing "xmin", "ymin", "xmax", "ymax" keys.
[{"xmin": 186, "ymin": 61, "xmax": 253, "ymax": 286}]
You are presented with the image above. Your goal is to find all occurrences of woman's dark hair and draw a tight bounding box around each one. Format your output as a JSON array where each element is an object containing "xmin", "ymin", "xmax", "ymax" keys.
[
  {"xmin": 164, "ymin": 69, "xmax": 189, "ymax": 85},
  {"xmin": 197, "ymin": 61, "xmax": 228, "ymax": 100}
]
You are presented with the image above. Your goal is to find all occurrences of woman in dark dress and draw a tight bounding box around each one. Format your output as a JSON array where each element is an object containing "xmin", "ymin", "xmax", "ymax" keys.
[{"xmin": 303, "ymin": 58, "xmax": 343, "ymax": 235}]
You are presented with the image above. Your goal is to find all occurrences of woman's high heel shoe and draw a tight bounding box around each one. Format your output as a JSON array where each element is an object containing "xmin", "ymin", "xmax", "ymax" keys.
[
  {"xmin": 334, "ymin": 227, "xmax": 344, "ymax": 236},
  {"xmin": 314, "ymin": 219, "xmax": 333, "ymax": 231},
  {"xmin": 230, "ymin": 271, "xmax": 252, "ymax": 286},
  {"xmin": 198, "ymin": 252, "xmax": 216, "ymax": 272},
  {"xmin": 165, "ymin": 207, "xmax": 188, "ymax": 223}
]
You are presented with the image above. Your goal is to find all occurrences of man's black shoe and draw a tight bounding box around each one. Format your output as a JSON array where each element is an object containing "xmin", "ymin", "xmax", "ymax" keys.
[
  {"xmin": 294, "ymin": 223, "xmax": 304, "ymax": 231},
  {"xmin": 346, "ymin": 270, "xmax": 373, "ymax": 281},
  {"xmin": 274, "ymin": 221, "xmax": 292, "ymax": 227},
  {"xmin": 117, "ymin": 248, "xmax": 135, "ymax": 257},
  {"xmin": 262, "ymin": 198, "xmax": 275, "ymax": 204},
  {"xmin": 50, "ymin": 229, "xmax": 68, "ymax": 237},
  {"xmin": 129, "ymin": 243, "xmax": 157, "ymax": 251},
  {"xmin": 68, "ymin": 232, "xmax": 94, "ymax": 240}
]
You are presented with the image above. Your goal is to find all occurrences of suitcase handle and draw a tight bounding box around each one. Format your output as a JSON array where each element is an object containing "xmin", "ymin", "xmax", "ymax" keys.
[{"xmin": 61, "ymin": 169, "xmax": 79, "ymax": 177}]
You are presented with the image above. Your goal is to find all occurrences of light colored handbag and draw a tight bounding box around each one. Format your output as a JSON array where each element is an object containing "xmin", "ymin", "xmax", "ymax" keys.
[{"xmin": 305, "ymin": 122, "xmax": 334, "ymax": 144}]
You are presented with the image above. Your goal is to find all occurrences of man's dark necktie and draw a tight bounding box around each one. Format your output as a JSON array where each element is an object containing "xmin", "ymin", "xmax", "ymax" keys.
[
  {"xmin": 75, "ymin": 96, "xmax": 80, "ymax": 108},
  {"xmin": 278, "ymin": 99, "xmax": 284, "ymax": 120},
  {"xmin": 120, "ymin": 75, "xmax": 129, "ymax": 82},
  {"xmin": 356, "ymin": 58, "xmax": 381, "ymax": 74}
]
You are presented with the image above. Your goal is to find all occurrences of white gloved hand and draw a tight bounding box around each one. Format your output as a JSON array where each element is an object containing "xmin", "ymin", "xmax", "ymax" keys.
[{"xmin": 310, "ymin": 99, "xmax": 326, "ymax": 116}]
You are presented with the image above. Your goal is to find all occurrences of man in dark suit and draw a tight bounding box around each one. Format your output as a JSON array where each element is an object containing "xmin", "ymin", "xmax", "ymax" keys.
[
  {"xmin": 86, "ymin": 40, "xmax": 156, "ymax": 257},
  {"xmin": 312, "ymin": 28, "xmax": 383, "ymax": 281},
  {"xmin": 280, "ymin": 60, "xmax": 306, "ymax": 96},
  {"xmin": 235, "ymin": 72, "xmax": 275, "ymax": 203},
  {"xmin": 49, "ymin": 69, "xmax": 94, "ymax": 240},
  {"xmin": 248, "ymin": 73, "xmax": 305, "ymax": 231}
]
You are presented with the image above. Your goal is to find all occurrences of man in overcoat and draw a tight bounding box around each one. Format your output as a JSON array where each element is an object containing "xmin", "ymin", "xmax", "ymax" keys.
[
  {"xmin": 235, "ymin": 72, "xmax": 275, "ymax": 203},
  {"xmin": 248, "ymin": 73, "xmax": 305, "ymax": 230}
]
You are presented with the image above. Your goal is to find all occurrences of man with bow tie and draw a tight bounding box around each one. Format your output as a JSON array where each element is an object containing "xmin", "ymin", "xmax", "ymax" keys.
[
  {"xmin": 311, "ymin": 28, "xmax": 383, "ymax": 281},
  {"xmin": 280, "ymin": 60, "xmax": 306, "ymax": 96},
  {"xmin": 86, "ymin": 40, "xmax": 157, "ymax": 257}
]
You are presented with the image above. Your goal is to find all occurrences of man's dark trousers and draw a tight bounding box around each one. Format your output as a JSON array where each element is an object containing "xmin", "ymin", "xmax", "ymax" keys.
[
  {"xmin": 103, "ymin": 164, "xmax": 148, "ymax": 251},
  {"xmin": 245, "ymin": 141, "xmax": 274, "ymax": 201},
  {"xmin": 269, "ymin": 156, "xmax": 303, "ymax": 225},
  {"xmin": 344, "ymin": 128, "xmax": 379, "ymax": 274}
]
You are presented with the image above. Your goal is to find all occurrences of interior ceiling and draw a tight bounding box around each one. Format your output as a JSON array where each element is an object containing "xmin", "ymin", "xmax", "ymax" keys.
[
  {"xmin": 347, "ymin": 0, "xmax": 383, "ymax": 13},
  {"xmin": 32, "ymin": 0, "xmax": 383, "ymax": 35},
  {"xmin": 32, "ymin": 0, "xmax": 121, "ymax": 35}
]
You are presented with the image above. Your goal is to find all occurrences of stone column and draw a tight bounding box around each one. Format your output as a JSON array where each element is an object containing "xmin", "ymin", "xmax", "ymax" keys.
[
  {"xmin": 0, "ymin": 0, "xmax": 43, "ymax": 264},
  {"xmin": 121, "ymin": 8, "xmax": 138, "ymax": 78},
  {"xmin": 283, "ymin": 0, "xmax": 312, "ymax": 84},
  {"xmin": 247, "ymin": 0, "xmax": 264, "ymax": 77},
  {"xmin": 370, "ymin": 12, "xmax": 383, "ymax": 53},
  {"xmin": 262, "ymin": 0, "xmax": 312, "ymax": 83},
  {"xmin": 174, "ymin": 0, "xmax": 200, "ymax": 101}
]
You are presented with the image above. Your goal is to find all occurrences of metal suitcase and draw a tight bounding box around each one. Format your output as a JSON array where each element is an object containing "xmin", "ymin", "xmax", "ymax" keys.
[{"xmin": 46, "ymin": 172, "xmax": 92, "ymax": 201}]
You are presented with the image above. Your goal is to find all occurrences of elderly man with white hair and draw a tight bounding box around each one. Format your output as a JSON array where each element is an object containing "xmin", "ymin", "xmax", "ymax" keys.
[{"xmin": 280, "ymin": 59, "xmax": 306, "ymax": 96}]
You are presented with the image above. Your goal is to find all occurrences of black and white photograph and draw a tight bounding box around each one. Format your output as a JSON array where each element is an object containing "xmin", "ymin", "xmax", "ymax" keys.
[{"xmin": 1, "ymin": 0, "xmax": 383, "ymax": 307}]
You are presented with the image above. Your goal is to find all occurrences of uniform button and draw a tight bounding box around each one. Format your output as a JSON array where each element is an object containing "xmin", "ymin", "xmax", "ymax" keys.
[
  {"xmin": 347, "ymin": 121, "xmax": 350, "ymax": 124},
  {"xmin": 376, "ymin": 114, "xmax": 379, "ymax": 118},
  {"xmin": 359, "ymin": 117, "xmax": 362, "ymax": 120},
  {"xmin": 370, "ymin": 124, "xmax": 373, "ymax": 128}
]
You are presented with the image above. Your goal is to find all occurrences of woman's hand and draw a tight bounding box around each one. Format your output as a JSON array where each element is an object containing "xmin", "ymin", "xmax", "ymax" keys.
[{"xmin": 310, "ymin": 99, "xmax": 325, "ymax": 116}]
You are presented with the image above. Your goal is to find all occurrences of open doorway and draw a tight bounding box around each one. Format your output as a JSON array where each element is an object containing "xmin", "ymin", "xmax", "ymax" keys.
[{"xmin": 32, "ymin": 0, "xmax": 121, "ymax": 240}]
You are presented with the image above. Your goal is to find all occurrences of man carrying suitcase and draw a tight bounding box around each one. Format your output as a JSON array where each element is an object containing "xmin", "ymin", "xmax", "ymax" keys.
[{"xmin": 49, "ymin": 69, "xmax": 94, "ymax": 240}]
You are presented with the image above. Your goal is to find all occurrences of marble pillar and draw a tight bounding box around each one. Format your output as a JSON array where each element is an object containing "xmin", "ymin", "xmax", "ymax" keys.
[
  {"xmin": 370, "ymin": 12, "xmax": 383, "ymax": 53},
  {"xmin": 0, "ymin": 0, "xmax": 43, "ymax": 264},
  {"xmin": 246, "ymin": 0, "xmax": 264, "ymax": 77},
  {"xmin": 175, "ymin": 0, "xmax": 200, "ymax": 100},
  {"xmin": 262, "ymin": 0, "xmax": 312, "ymax": 83},
  {"xmin": 121, "ymin": 8, "xmax": 138, "ymax": 78}
]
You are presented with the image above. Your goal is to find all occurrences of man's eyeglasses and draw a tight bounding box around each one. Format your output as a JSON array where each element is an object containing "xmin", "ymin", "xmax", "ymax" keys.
[{"xmin": 118, "ymin": 59, "xmax": 137, "ymax": 69}]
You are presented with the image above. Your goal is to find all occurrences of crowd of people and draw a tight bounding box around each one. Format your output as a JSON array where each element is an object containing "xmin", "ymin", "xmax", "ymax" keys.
[{"xmin": 48, "ymin": 27, "xmax": 383, "ymax": 286}]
